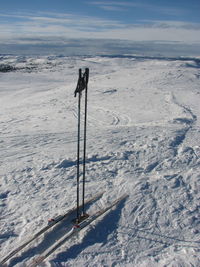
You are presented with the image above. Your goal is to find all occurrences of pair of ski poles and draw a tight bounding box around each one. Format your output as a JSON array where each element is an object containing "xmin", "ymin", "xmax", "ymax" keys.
[{"xmin": 74, "ymin": 68, "xmax": 89, "ymax": 222}]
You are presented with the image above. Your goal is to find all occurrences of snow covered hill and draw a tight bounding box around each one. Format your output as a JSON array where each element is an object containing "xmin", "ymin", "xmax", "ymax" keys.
[{"xmin": 0, "ymin": 55, "xmax": 200, "ymax": 266}]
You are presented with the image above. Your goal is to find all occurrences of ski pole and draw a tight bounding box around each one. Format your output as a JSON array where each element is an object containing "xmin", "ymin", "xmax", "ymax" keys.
[
  {"xmin": 82, "ymin": 68, "xmax": 89, "ymax": 215},
  {"xmin": 76, "ymin": 68, "xmax": 82, "ymax": 222}
]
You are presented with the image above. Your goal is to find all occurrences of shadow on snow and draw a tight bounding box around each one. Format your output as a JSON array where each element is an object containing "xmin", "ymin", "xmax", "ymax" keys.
[{"xmin": 50, "ymin": 199, "xmax": 126, "ymax": 264}]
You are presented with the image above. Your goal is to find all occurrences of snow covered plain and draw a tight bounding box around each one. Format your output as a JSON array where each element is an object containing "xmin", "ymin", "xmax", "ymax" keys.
[{"xmin": 0, "ymin": 55, "xmax": 200, "ymax": 266}]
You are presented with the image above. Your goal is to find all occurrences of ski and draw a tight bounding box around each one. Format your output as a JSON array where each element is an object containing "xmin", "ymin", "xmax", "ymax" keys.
[
  {"xmin": 30, "ymin": 194, "xmax": 128, "ymax": 267},
  {"xmin": 0, "ymin": 192, "xmax": 104, "ymax": 265}
]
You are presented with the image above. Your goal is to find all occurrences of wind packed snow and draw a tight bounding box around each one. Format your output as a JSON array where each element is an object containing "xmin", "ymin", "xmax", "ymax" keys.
[{"xmin": 0, "ymin": 55, "xmax": 200, "ymax": 266}]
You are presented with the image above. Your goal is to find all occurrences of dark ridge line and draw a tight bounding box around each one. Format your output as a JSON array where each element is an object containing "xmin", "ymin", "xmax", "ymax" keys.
[{"xmin": 0, "ymin": 54, "xmax": 200, "ymax": 62}]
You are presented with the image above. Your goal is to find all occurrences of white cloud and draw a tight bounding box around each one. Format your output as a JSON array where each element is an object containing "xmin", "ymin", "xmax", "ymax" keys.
[
  {"xmin": 0, "ymin": 11, "xmax": 200, "ymax": 44},
  {"xmin": 97, "ymin": 26, "xmax": 200, "ymax": 43}
]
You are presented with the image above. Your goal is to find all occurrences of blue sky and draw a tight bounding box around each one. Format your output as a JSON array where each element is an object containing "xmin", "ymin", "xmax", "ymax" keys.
[{"xmin": 0, "ymin": 0, "xmax": 200, "ymax": 46}]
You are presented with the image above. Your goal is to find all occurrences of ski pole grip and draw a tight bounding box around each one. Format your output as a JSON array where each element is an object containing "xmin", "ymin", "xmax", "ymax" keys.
[
  {"xmin": 85, "ymin": 68, "xmax": 89, "ymax": 85},
  {"xmin": 79, "ymin": 68, "xmax": 82, "ymax": 79}
]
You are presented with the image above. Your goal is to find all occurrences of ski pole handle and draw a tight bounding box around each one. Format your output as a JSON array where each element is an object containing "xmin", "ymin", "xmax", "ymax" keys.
[{"xmin": 85, "ymin": 68, "xmax": 89, "ymax": 85}]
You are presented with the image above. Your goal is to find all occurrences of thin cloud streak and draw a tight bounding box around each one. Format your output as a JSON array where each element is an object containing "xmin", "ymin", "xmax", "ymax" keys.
[
  {"xmin": 89, "ymin": 1, "xmax": 186, "ymax": 16},
  {"xmin": 0, "ymin": 12, "xmax": 124, "ymax": 30},
  {"xmin": 97, "ymin": 5, "xmax": 127, "ymax": 11}
]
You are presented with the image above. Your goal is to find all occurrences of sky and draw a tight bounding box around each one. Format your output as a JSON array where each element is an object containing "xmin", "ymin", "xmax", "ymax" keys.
[{"xmin": 0, "ymin": 0, "xmax": 200, "ymax": 55}]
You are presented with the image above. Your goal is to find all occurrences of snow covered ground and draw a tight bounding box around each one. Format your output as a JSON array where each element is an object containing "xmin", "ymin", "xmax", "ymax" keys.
[{"xmin": 0, "ymin": 55, "xmax": 200, "ymax": 266}]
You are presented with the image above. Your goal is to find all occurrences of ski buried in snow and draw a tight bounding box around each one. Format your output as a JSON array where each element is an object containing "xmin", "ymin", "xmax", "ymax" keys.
[
  {"xmin": 30, "ymin": 194, "xmax": 128, "ymax": 267},
  {"xmin": 0, "ymin": 192, "xmax": 104, "ymax": 265}
]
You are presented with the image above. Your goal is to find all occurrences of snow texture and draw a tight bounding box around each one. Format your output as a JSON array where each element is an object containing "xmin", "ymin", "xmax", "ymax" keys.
[{"xmin": 0, "ymin": 54, "xmax": 200, "ymax": 266}]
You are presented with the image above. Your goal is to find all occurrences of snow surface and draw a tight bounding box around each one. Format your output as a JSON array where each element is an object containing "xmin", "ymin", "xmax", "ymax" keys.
[{"xmin": 0, "ymin": 55, "xmax": 200, "ymax": 266}]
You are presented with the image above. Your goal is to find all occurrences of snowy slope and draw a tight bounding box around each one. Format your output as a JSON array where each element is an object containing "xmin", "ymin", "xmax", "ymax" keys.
[{"xmin": 0, "ymin": 55, "xmax": 200, "ymax": 266}]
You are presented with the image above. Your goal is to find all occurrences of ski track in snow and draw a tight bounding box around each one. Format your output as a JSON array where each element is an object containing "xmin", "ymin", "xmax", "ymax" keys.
[{"xmin": 0, "ymin": 55, "xmax": 200, "ymax": 266}]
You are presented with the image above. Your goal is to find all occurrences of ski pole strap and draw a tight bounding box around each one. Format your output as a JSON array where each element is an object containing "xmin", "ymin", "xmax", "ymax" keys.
[{"xmin": 74, "ymin": 68, "xmax": 89, "ymax": 97}]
